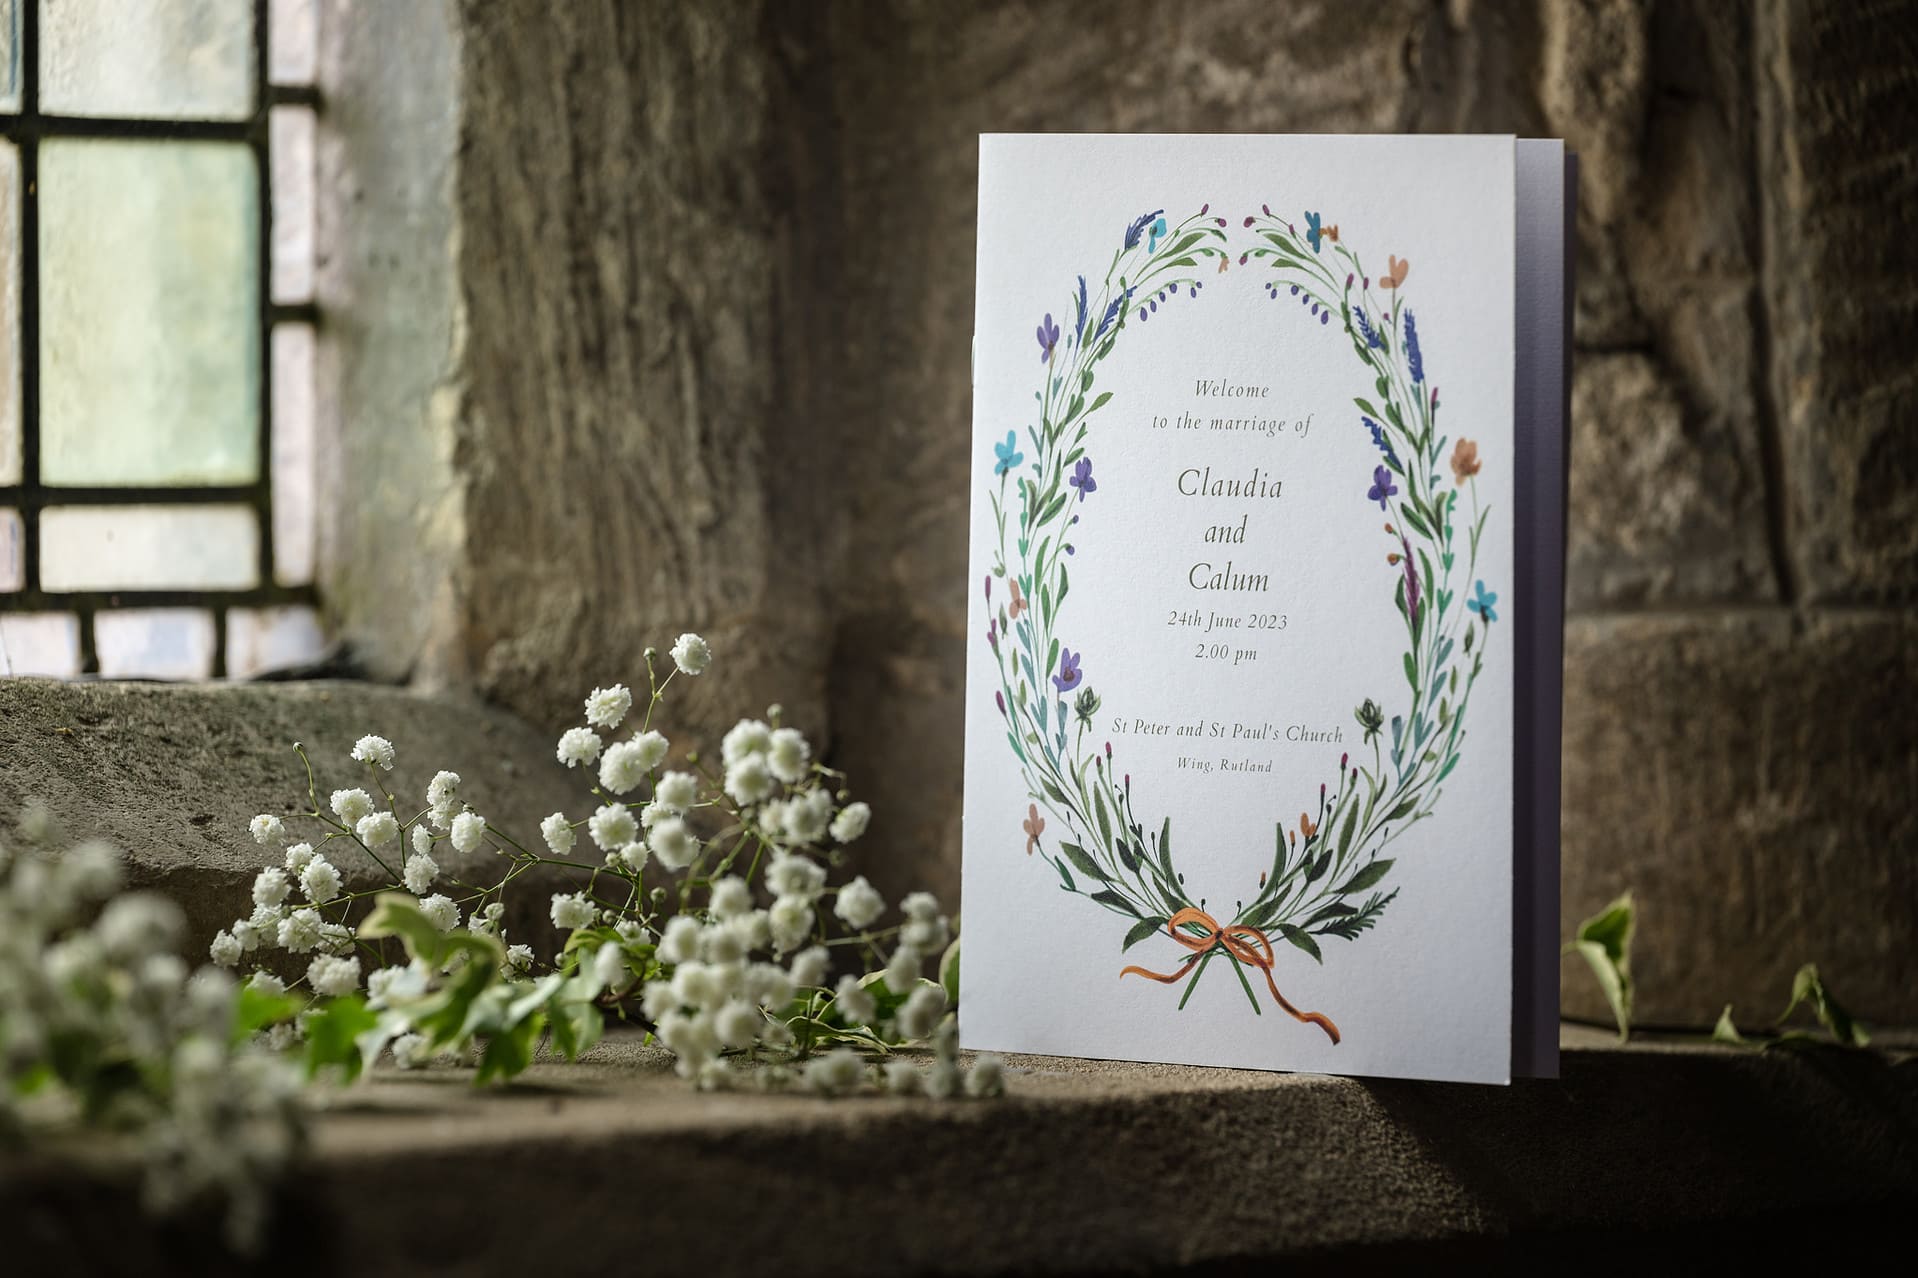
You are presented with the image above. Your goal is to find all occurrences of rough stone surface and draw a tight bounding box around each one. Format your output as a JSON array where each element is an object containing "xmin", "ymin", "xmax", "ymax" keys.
[
  {"xmin": 6, "ymin": 1025, "xmax": 1914, "ymax": 1273},
  {"xmin": 0, "ymin": 679, "xmax": 588, "ymax": 958},
  {"xmin": 1761, "ymin": 0, "xmax": 1918, "ymax": 602},
  {"xmin": 449, "ymin": 0, "xmax": 834, "ymax": 747},
  {"xmin": 1560, "ymin": 610, "xmax": 1918, "ymax": 1025}
]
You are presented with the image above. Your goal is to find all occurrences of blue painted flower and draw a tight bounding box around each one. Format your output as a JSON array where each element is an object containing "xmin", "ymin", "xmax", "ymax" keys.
[
  {"xmin": 1069, "ymin": 457, "xmax": 1097, "ymax": 501},
  {"xmin": 1124, "ymin": 209, "xmax": 1165, "ymax": 250},
  {"xmin": 1404, "ymin": 309, "xmax": 1424, "ymax": 384},
  {"xmin": 1052, "ymin": 648, "xmax": 1083, "ymax": 693},
  {"xmin": 1468, "ymin": 579, "xmax": 1498, "ymax": 624},
  {"xmin": 1147, "ymin": 215, "xmax": 1168, "ymax": 253},
  {"xmin": 993, "ymin": 430, "xmax": 1025, "ymax": 476},
  {"xmin": 1354, "ymin": 308, "xmax": 1385, "ymax": 350},
  {"xmin": 1037, "ymin": 313, "xmax": 1061, "ymax": 364},
  {"xmin": 1073, "ymin": 275, "xmax": 1089, "ymax": 340},
  {"xmin": 1367, "ymin": 464, "xmax": 1398, "ymax": 510},
  {"xmin": 1362, "ymin": 416, "xmax": 1399, "ymax": 469},
  {"xmin": 1093, "ymin": 288, "xmax": 1134, "ymax": 341}
]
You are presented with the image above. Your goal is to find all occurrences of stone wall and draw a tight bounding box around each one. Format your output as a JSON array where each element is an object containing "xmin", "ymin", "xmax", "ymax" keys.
[{"xmin": 326, "ymin": 1, "xmax": 1915, "ymax": 1027}]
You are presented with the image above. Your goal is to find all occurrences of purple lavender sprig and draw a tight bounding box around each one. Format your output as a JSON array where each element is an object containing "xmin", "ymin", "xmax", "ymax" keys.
[{"xmin": 1404, "ymin": 309, "xmax": 1424, "ymax": 384}]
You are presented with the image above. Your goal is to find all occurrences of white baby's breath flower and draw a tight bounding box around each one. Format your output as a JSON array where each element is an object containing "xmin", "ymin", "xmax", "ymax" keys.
[
  {"xmin": 584, "ymin": 684, "xmax": 634, "ymax": 729},
  {"xmin": 307, "ymin": 954, "xmax": 362, "ymax": 997},
  {"xmin": 391, "ymin": 1034, "xmax": 430, "ymax": 1070},
  {"xmin": 451, "ymin": 810, "xmax": 487, "ymax": 854},
  {"xmin": 831, "ymin": 801, "xmax": 872, "ymax": 843},
  {"xmin": 803, "ymin": 1048, "xmax": 863, "ymax": 1097},
  {"xmin": 784, "ymin": 788, "xmax": 833, "ymax": 844},
  {"xmin": 895, "ymin": 983, "xmax": 948, "ymax": 1040},
  {"xmin": 410, "ymin": 823, "xmax": 434, "ymax": 857},
  {"xmin": 556, "ymin": 726, "xmax": 603, "ymax": 769},
  {"xmin": 767, "ymin": 728, "xmax": 810, "ymax": 784},
  {"xmin": 723, "ymin": 756, "xmax": 776, "ymax": 807},
  {"xmin": 641, "ymin": 979, "xmax": 678, "ymax": 1022},
  {"xmin": 745, "ymin": 962, "xmax": 794, "ymax": 1008},
  {"xmin": 709, "ymin": 875, "xmax": 752, "ymax": 921},
  {"xmin": 540, "ymin": 812, "xmax": 575, "ymax": 856},
  {"xmin": 250, "ymin": 814, "xmax": 286, "ymax": 846},
  {"xmin": 766, "ymin": 851, "xmax": 826, "ymax": 902},
  {"xmin": 885, "ymin": 944, "xmax": 922, "ymax": 995},
  {"xmin": 926, "ymin": 1060, "xmax": 960, "ymax": 1100},
  {"xmin": 647, "ymin": 817, "xmax": 699, "ymax": 871},
  {"xmin": 669, "ymin": 961, "xmax": 718, "ymax": 1009},
  {"xmin": 721, "ymin": 718, "xmax": 771, "ymax": 766},
  {"xmin": 588, "ymin": 802, "xmax": 637, "ymax": 851},
  {"xmin": 701, "ymin": 922, "xmax": 747, "ymax": 967},
  {"xmin": 278, "ymin": 908, "xmax": 323, "ymax": 954},
  {"xmin": 402, "ymin": 851, "xmax": 438, "ymax": 894},
  {"xmin": 356, "ymin": 810, "xmax": 400, "ymax": 850},
  {"xmin": 966, "ymin": 1054, "xmax": 1007, "ymax": 1097},
  {"xmin": 249, "ymin": 902, "xmax": 285, "ymax": 935},
  {"xmin": 597, "ymin": 739, "xmax": 649, "ymax": 795},
  {"xmin": 417, "ymin": 894, "xmax": 460, "ymax": 932},
  {"xmin": 670, "ymin": 632, "xmax": 712, "ymax": 676},
  {"xmin": 633, "ymin": 730, "xmax": 669, "ymax": 771},
  {"xmin": 247, "ymin": 971, "xmax": 287, "ymax": 997},
  {"xmin": 833, "ymin": 875, "xmax": 886, "ymax": 930},
  {"xmin": 903, "ymin": 913, "xmax": 950, "ymax": 954},
  {"xmin": 787, "ymin": 945, "xmax": 830, "ymax": 989},
  {"xmin": 653, "ymin": 770, "xmax": 698, "ymax": 812},
  {"xmin": 351, "ymin": 734, "xmax": 396, "ymax": 771},
  {"xmin": 884, "ymin": 1059, "xmax": 923, "ymax": 1095},
  {"xmin": 506, "ymin": 943, "xmax": 534, "ymax": 973},
  {"xmin": 426, "ymin": 769, "xmax": 460, "ymax": 808},
  {"xmin": 283, "ymin": 842, "xmax": 316, "ymax": 873},
  {"xmin": 616, "ymin": 841, "xmax": 647, "ymax": 873},
  {"xmin": 834, "ymin": 973, "xmax": 876, "ymax": 1025},
  {"xmin": 549, "ymin": 892, "xmax": 595, "ymax": 931},
  {"xmin": 713, "ymin": 999, "xmax": 762, "ymax": 1049},
  {"xmin": 733, "ymin": 908, "xmax": 772, "ymax": 951},
  {"xmin": 299, "ymin": 857, "xmax": 342, "ymax": 904},
  {"xmin": 330, "ymin": 788, "xmax": 375, "ymax": 826},
  {"xmin": 230, "ymin": 917, "xmax": 263, "ymax": 952},
  {"xmin": 658, "ymin": 915, "xmax": 702, "ymax": 965},
  {"xmin": 208, "ymin": 929, "xmax": 243, "ymax": 968},
  {"xmin": 768, "ymin": 895, "xmax": 814, "ymax": 954},
  {"xmin": 252, "ymin": 867, "xmax": 291, "ymax": 908},
  {"xmin": 902, "ymin": 891, "xmax": 941, "ymax": 922}
]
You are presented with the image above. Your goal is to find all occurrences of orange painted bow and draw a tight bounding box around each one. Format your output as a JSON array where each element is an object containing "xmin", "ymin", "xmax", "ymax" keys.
[{"xmin": 1120, "ymin": 907, "xmax": 1342, "ymax": 1044}]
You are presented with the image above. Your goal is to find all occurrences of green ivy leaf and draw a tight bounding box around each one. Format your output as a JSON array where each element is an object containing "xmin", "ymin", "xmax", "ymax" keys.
[
  {"xmin": 940, "ymin": 936, "xmax": 962, "ymax": 1007},
  {"xmin": 1565, "ymin": 891, "xmax": 1634, "ymax": 1041},
  {"xmin": 1712, "ymin": 1004, "xmax": 1747, "ymax": 1046},
  {"xmin": 302, "ymin": 995, "xmax": 379, "ymax": 1084},
  {"xmin": 1776, "ymin": 963, "xmax": 1870, "ymax": 1048}
]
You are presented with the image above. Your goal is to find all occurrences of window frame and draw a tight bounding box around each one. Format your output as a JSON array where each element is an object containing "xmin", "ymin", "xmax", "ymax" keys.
[{"xmin": 0, "ymin": 0, "xmax": 320, "ymax": 676}]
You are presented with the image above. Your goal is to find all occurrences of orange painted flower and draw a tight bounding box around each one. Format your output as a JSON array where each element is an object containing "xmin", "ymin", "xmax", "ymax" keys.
[
  {"xmin": 1451, "ymin": 438, "xmax": 1481, "ymax": 484},
  {"xmin": 1008, "ymin": 578, "xmax": 1027, "ymax": 620},
  {"xmin": 1023, "ymin": 803, "xmax": 1045, "ymax": 855},
  {"xmin": 1300, "ymin": 811, "xmax": 1318, "ymax": 839}
]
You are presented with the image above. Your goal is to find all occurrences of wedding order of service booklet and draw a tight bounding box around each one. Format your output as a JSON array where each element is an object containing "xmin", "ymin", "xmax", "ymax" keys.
[{"xmin": 960, "ymin": 135, "xmax": 1573, "ymax": 1085}]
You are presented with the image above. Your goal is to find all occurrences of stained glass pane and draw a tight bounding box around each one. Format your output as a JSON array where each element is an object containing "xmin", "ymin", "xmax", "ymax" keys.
[
  {"xmin": 227, "ymin": 605, "xmax": 323, "ymax": 677},
  {"xmin": 0, "ymin": 139, "xmax": 17, "ymax": 486},
  {"xmin": 271, "ymin": 324, "xmax": 316, "ymax": 585},
  {"xmin": 96, "ymin": 608, "xmax": 216, "ymax": 679},
  {"xmin": 39, "ymin": 0, "xmax": 254, "ymax": 120},
  {"xmin": 0, "ymin": 612, "xmax": 79, "ymax": 677},
  {"xmin": 0, "ymin": 506, "xmax": 19, "ymax": 591},
  {"xmin": 269, "ymin": 0, "xmax": 318, "ymax": 86},
  {"xmin": 39, "ymin": 139, "xmax": 260, "ymax": 486},
  {"xmin": 0, "ymin": 0, "xmax": 20, "ymax": 113},
  {"xmin": 40, "ymin": 505, "xmax": 258, "ymax": 591},
  {"xmin": 270, "ymin": 106, "xmax": 315, "ymax": 304}
]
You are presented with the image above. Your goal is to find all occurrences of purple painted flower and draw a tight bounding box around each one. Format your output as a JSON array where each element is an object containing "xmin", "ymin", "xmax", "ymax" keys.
[
  {"xmin": 1367, "ymin": 465, "xmax": 1398, "ymax": 510},
  {"xmin": 1123, "ymin": 208, "xmax": 1165, "ymax": 250},
  {"xmin": 1073, "ymin": 276, "xmax": 1089, "ymax": 340},
  {"xmin": 1037, "ymin": 313, "xmax": 1061, "ymax": 363},
  {"xmin": 995, "ymin": 690, "xmax": 1007, "ymax": 717},
  {"xmin": 1404, "ymin": 309, "xmax": 1424, "ymax": 384},
  {"xmin": 1354, "ymin": 308, "xmax": 1385, "ymax": 350},
  {"xmin": 1069, "ymin": 457, "xmax": 1097, "ymax": 501},
  {"xmin": 1399, "ymin": 532, "xmax": 1421, "ymax": 629},
  {"xmin": 1052, "ymin": 648, "xmax": 1083, "ymax": 693},
  {"xmin": 1362, "ymin": 415, "xmax": 1400, "ymax": 469}
]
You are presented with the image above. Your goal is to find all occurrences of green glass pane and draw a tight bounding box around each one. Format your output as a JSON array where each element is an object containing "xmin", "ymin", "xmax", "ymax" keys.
[
  {"xmin": 40, "ymin": 0, "xmax": 254, "ymax": 120},
  {"xmin": 0, "ymin": 1, "xmax": 21, "ymax": 114},
  {"xmin": 0, "ymin": 140, "xmax": 17, "ymax": 486},
  {"xmin": 39, "ymin": 139, "xmax": 260, "ymax": 486}
]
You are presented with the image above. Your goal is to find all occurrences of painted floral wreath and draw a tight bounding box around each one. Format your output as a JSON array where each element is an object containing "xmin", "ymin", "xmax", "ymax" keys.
[{"xmin": 982, "ymin": 203, "xmax": 1496, "ymax": 1044}]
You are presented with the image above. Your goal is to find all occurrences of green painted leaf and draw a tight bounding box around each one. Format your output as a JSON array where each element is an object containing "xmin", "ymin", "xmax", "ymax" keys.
[
  {"xmin": 1278, "ymin": 925, "xmax": 1322, "ymax": 963},
  {"xmin": 1403, "ymin": 651, "xmax": 1419, "ymax": 690},
  {"xmin": 1337, "ymin": 802, "xmax": 1360, "ymax": 858},
  {"xmin": 1058, "ymin": 840, "xmax": 1112, "ymax": 883},
  {"xmin": 1090, "ymin": 888, "xmax": 1141, "ymax": 917},
  {"xmin": 1094, "ymin": 785, "xmax": 1113, "ymax": 850},
  {"xmin": 1335, "ymin": 859, "xmax": 1394, "ymax": 894},
  {"xmin": 1123, "ymin": 916, "xmax": 1168, "ymax": 951},
  {"xmin": 1385, "ymin": 797, "xmax": 1417, "ymax": 822}
]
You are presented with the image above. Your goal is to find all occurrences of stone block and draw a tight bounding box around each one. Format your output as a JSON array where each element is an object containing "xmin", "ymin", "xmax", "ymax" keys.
[
  {"xmin": 0, "ymin": 679, "xmax": 587, "ymax": 960},
  {"xmin": 1761, "ymin": 0, "xmax": 1918, "ymax": 602},
  {"xmin": 1560, "ymin": 610, "xmax": 1918, "ymax": 1026}
]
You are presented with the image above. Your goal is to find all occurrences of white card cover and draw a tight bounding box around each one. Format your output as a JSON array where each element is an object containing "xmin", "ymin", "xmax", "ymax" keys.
[{"xmin": 960, "ymin": 134, "xmax": 1569, "ymax": 1085}]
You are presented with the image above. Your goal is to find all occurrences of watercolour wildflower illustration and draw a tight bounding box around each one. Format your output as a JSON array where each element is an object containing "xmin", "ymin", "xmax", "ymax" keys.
[{"xmin": 980, "ymin": 201, "xmax": 1496, "ymax": 1045}]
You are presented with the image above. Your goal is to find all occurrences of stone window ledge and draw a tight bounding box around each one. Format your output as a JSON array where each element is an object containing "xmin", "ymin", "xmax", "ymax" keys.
[{"xmin": 5, "ymin": 1024, "xmax": 1914, "ymax": 1272}]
